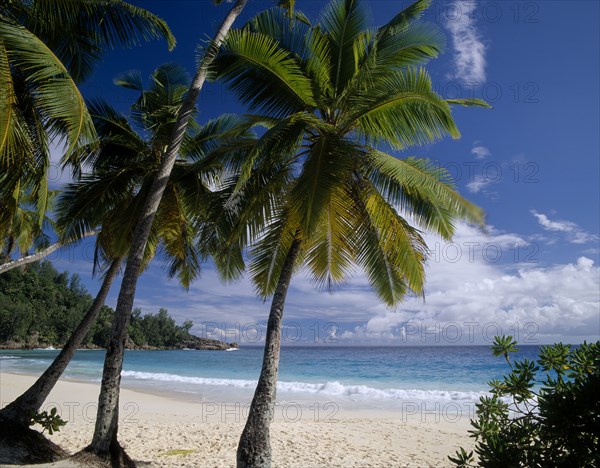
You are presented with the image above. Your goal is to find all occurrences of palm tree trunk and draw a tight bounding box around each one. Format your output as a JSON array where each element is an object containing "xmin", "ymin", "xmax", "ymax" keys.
[
  {"xmin": 84, "ymin": 0, "xmax": 248, "ymax": 463},
  {"xmin": 0, "ymin": 258, "xmax": 120, "ymax": 427},
  {"xmin": 0, "ymin": 231, "xmax": 97, "ymax": 275},
  {"xmin": 237, "ymin": 237, "xmax": 302, "ymax": 468}
]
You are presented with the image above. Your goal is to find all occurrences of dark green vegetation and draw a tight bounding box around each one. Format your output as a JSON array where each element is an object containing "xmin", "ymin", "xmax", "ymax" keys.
[
  {"xmin": 450, "ymin": 337, "xmax": 600, "ymax": 468},
  {"xmin": 0, "ymin": 261, "xmax": 209, "ymax": 349}
]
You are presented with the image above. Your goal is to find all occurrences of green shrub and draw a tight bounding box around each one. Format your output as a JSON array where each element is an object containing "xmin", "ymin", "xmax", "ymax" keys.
[
  {"xmin": 30, "ymin": 407, "xmax": 67, "ymax": 435},
  {"xmin": 449, "ymin": 336, "xmax": 600, "ymax": 467}
]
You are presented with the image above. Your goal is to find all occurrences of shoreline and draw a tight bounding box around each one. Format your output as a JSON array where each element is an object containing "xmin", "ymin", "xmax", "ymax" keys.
[{"xmin": 0, "ymin": 372, "xmax": 475, "ymax": 467}]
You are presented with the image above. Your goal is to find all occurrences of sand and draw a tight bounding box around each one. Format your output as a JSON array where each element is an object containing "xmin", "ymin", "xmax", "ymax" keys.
[{"xmin": 0, "ymin": 372, "xmax": 475, "ymax": 467}]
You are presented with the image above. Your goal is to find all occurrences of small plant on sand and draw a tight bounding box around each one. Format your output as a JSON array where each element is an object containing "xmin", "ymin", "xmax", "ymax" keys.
[
  {"xmin": 161, "ymin": 449, "xmax": 196, "ymax": 456},
  {"xmin": 449, "ymin": 336, "xmax": 600, "ymax": 467},
  {"xmin": 30, "ymin": 407, "xmax": 67, "ymax": 435}
]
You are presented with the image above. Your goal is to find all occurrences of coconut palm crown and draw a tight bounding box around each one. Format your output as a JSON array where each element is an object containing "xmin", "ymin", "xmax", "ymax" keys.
[
  {"xmin": 57, "ymin": 63, "xmax": 251, "ymax": 287},
  {"xmin": 214, "ymin": 0, "xmax": 488, "ymax": 304},
  {"xmin": 211, "ymin": 1, "xmax": 489, "ymax": 465}
]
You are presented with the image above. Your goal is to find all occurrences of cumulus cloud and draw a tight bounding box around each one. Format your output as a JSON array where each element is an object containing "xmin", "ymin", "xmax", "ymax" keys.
[
  {"xmin": 466, "ymin": 174, "xmax": 492, "ymax": 193},
  {"xmin": 531, "ymin": 211, "xmax": 599, "ymax": 244},
  {"xmin": 445, "ymin": 0, "xmax": 487, "ymax": 84},
  {"xmin": 133, "ymin": 223, "xmax": 599, "ymax": 345},
  {"xmin": 471, "ymin": 145, "xmax": 491, "ymax": 159},
  {"xmin": 47, "ymin": 142, "xmax": 78, "ymax": 189},
  {"xmin": 331, "ymin": 224, "xmax": 599, "ymax": 345}
]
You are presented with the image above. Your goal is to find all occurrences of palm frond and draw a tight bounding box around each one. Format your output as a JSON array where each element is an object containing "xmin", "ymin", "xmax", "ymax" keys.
[
  {"xmin": 0, "ymin": 44, "xmax": 32, "ymax": 168},
  {"xmin": 447, "ymin": 98, "xmax": 492, "ymax": 108},
  {"xmin": 0, "ymin": 19, "xmax": 96, "ymax": 158},
  {"xmin": 214, "ymin": 29, "xmax": 316, "ymax": 116},
  {"xmin": 114, "ymin": 69, "xmax": 143, "ymax": 90},
  {"xmin": 21, "ymin": 0, "xmax": 175, "ymax": 82},
  {"xmin": 344, "ymin": 68, "xmax": 460, "ymax": 149},
  {"xmin": 156, "ymin": 184, "xmax": 200, "ymax": 290},
  {"xmin": 303, "ymin": 184, "xmax": 356, "ymax": 290},
  {"xmin": 320, "ymin": 0, "xmax": 369, "ymax": 96},
  {"xmin": 249, "ymin": 210, "xmax": 300, "ymax": 298},
  {"xmin": 353, "ymin": 178, "xmax": 427, "ymax": 297},
  {"xmin": 377, "ymin": 0, "xmax": 431, "ymax": 38},
  {"xmin": 367, "ymin": 151, "xmax": 484, "ymax": 238},
  {"xmin": 247, "ymin": 7, "xmax": 310, "ymax": 59},
  {"xmin": 289, "ymin": 136, "xmax": 355, "ymax": 236}
]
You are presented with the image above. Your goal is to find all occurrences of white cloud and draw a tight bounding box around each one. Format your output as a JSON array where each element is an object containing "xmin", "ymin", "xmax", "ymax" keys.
[
  {"xmin": 132, "ymin": 223, "xmax": 599, "ymax": 345},
  {"xmin": 445, "ymin": 1, "xmax": 487, "ymax": 84},
  {"xmin": 466, "ymin": 174, "xmax": 492, "ymax": 193},
  {"xmin": 531, "ymin": 210, "xmax": 599, "ymax": 245},
  {"xmin": 48, "ymin": 142, "xmax": 73, "ymax": 189},
  {"xmin": 471, "ymin": 145, "xmax": 491, "ymax": 159}
]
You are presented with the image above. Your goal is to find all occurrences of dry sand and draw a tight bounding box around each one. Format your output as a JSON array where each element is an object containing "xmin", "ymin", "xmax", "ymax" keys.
[{"xmin": 0, "ymin": 372, "xmax": 475, "ymax": 467}]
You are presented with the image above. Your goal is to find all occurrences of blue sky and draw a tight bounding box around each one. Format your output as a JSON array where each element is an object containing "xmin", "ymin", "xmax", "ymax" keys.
[{"xmin": 48, "ymin": 0, "xmax": 600, "ymax": 345}]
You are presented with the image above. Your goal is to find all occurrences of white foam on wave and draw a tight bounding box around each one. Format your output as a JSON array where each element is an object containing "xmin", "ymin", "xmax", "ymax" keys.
[
  {"xmin": 122, "ymin": 371, "xmax": 255, "ymax": 388},
  {"xmin": 0, "ymin": 355, "xmax": 21, "ymax": 360},
  {"xmin": 120, "ymin": 370, "xmax": 485, "ymax": 401},
  {"xmin": 225, "ymin": 348, "xmax": 239, "ymax": 352}
]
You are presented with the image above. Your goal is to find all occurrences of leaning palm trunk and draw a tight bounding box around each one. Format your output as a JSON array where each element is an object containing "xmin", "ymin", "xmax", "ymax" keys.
[
  {"xmin": 0, "ymin": 231, "xmax": 97, "ymax": 275},
  {"xmin": 0, "ymin": 258, "xmax": 120, "ymax": 427},
  {"xmin": 237, "ymin": 238, "xmax": 302, "ymax": 468},
  {"xmin": 84, "ymin": 1, "xmax": 249, "ymax": 464}
]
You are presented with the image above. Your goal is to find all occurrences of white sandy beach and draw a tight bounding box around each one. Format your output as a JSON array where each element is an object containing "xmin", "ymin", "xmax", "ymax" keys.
[{"xmin": 0, "ymin": 372, "xmax": 475, "ymax": 467}]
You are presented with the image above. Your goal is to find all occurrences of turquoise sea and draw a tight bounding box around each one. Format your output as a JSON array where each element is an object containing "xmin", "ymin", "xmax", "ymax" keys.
[{"xmin": 0, "ymin": 346, "xmax": 541, "ymax": 410}]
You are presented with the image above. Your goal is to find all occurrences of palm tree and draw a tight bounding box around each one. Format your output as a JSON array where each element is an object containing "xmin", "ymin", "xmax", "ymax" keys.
[
  {"xmin": 0, "ymin": 0, "xmax": 175, "ymax": 271},
  {"xmin": 0, "ymin": 62, "xmax": 250, "ymax": 465},
  {"xmin": 78, "ymin": 8, "xmax": 247, "ymax": 454},
  {"xmin": 208, "ymin": 1, "xmax": 489, "ymax": 465}
]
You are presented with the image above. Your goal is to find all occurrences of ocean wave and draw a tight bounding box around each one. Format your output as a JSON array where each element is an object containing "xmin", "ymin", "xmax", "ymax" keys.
[
  {"xmin": 122, "ymin": 371, "xmax": 255, "ymax": 388},
  {"xmin": 120, "ymin": 370, "xmax": 485, "ymax": 401},
  {"xmin": 0, "ymin": 355, "xmax": 21, "ymax": 360},
  {"xmin": 225, "ymin": 348, "xmax": 239, "ymax": 352}
]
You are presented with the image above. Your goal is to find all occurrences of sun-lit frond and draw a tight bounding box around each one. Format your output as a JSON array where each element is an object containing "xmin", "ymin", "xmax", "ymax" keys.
[
  {"xmin": 21, "ymin": 0, "xmax": 175, "ymax": 82},
  {"xmin": 214, "ymin": 29, "xmax": 316, "ymax": 116},
  {"xmin": 0, "ymin": 44, "xmax": 32, "ymax": 168},
  {"xmin": 376, "ymin": 22, "xmax": 444, "ymax": 69},
  {"xmin": 351, "ymin": 216, "xmax": 409, "ymax": 306},
  {"xmin": 376, "ymin": 0, "xmax": 431, "ymax": 38},
  {"xmin": 303, "ymin": 25, "xmax": 333, "ymax": 99},
  {"xmin": 352, "ymin": 178, "xmax": 427, "ymax": 296},
  {"xmin": 447, "ymin": 98, "xmax": 492, "ymax": 108},
  {"xmin": 289, "ymin": 136, "xmax": 356, "ymax": 235},
  {"xmin": 320, "ymin": 0, "xmax": 369, "ymax": 96},
  {"xmin": 208, "ymin": 0, "xmax": 485, "ymax": 307},
  {"xmin": 247, "ymin": 7, "xmax": 310, "ymax": 59},
  {"xmin": 341, "ymin": 21, "xmax": 444, "ymax": 105},
  {"xmin": 156, "ymin": 184, "xmax": 200, "ymax": 290},
  {"xmin": 343, "ymin": 68, "xmax": 460, "ymax": 149},
  {"xmin": 367, "ymin": 151, "xmax": 484, "ymax": 238},
  {"xmin": 303, "ymin": 184, "xmax": 356, "ymax": 290},
  {"xmin": 249, "ymin": 209, "xmax": 300, "ymax": 298},
  {"xmin": 346, "ymin": 178, "xmax": 426, "ymax": 305},
  {"xmin": 0, "ymin": 19, "xmax": 96, "ymax": 157}
]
